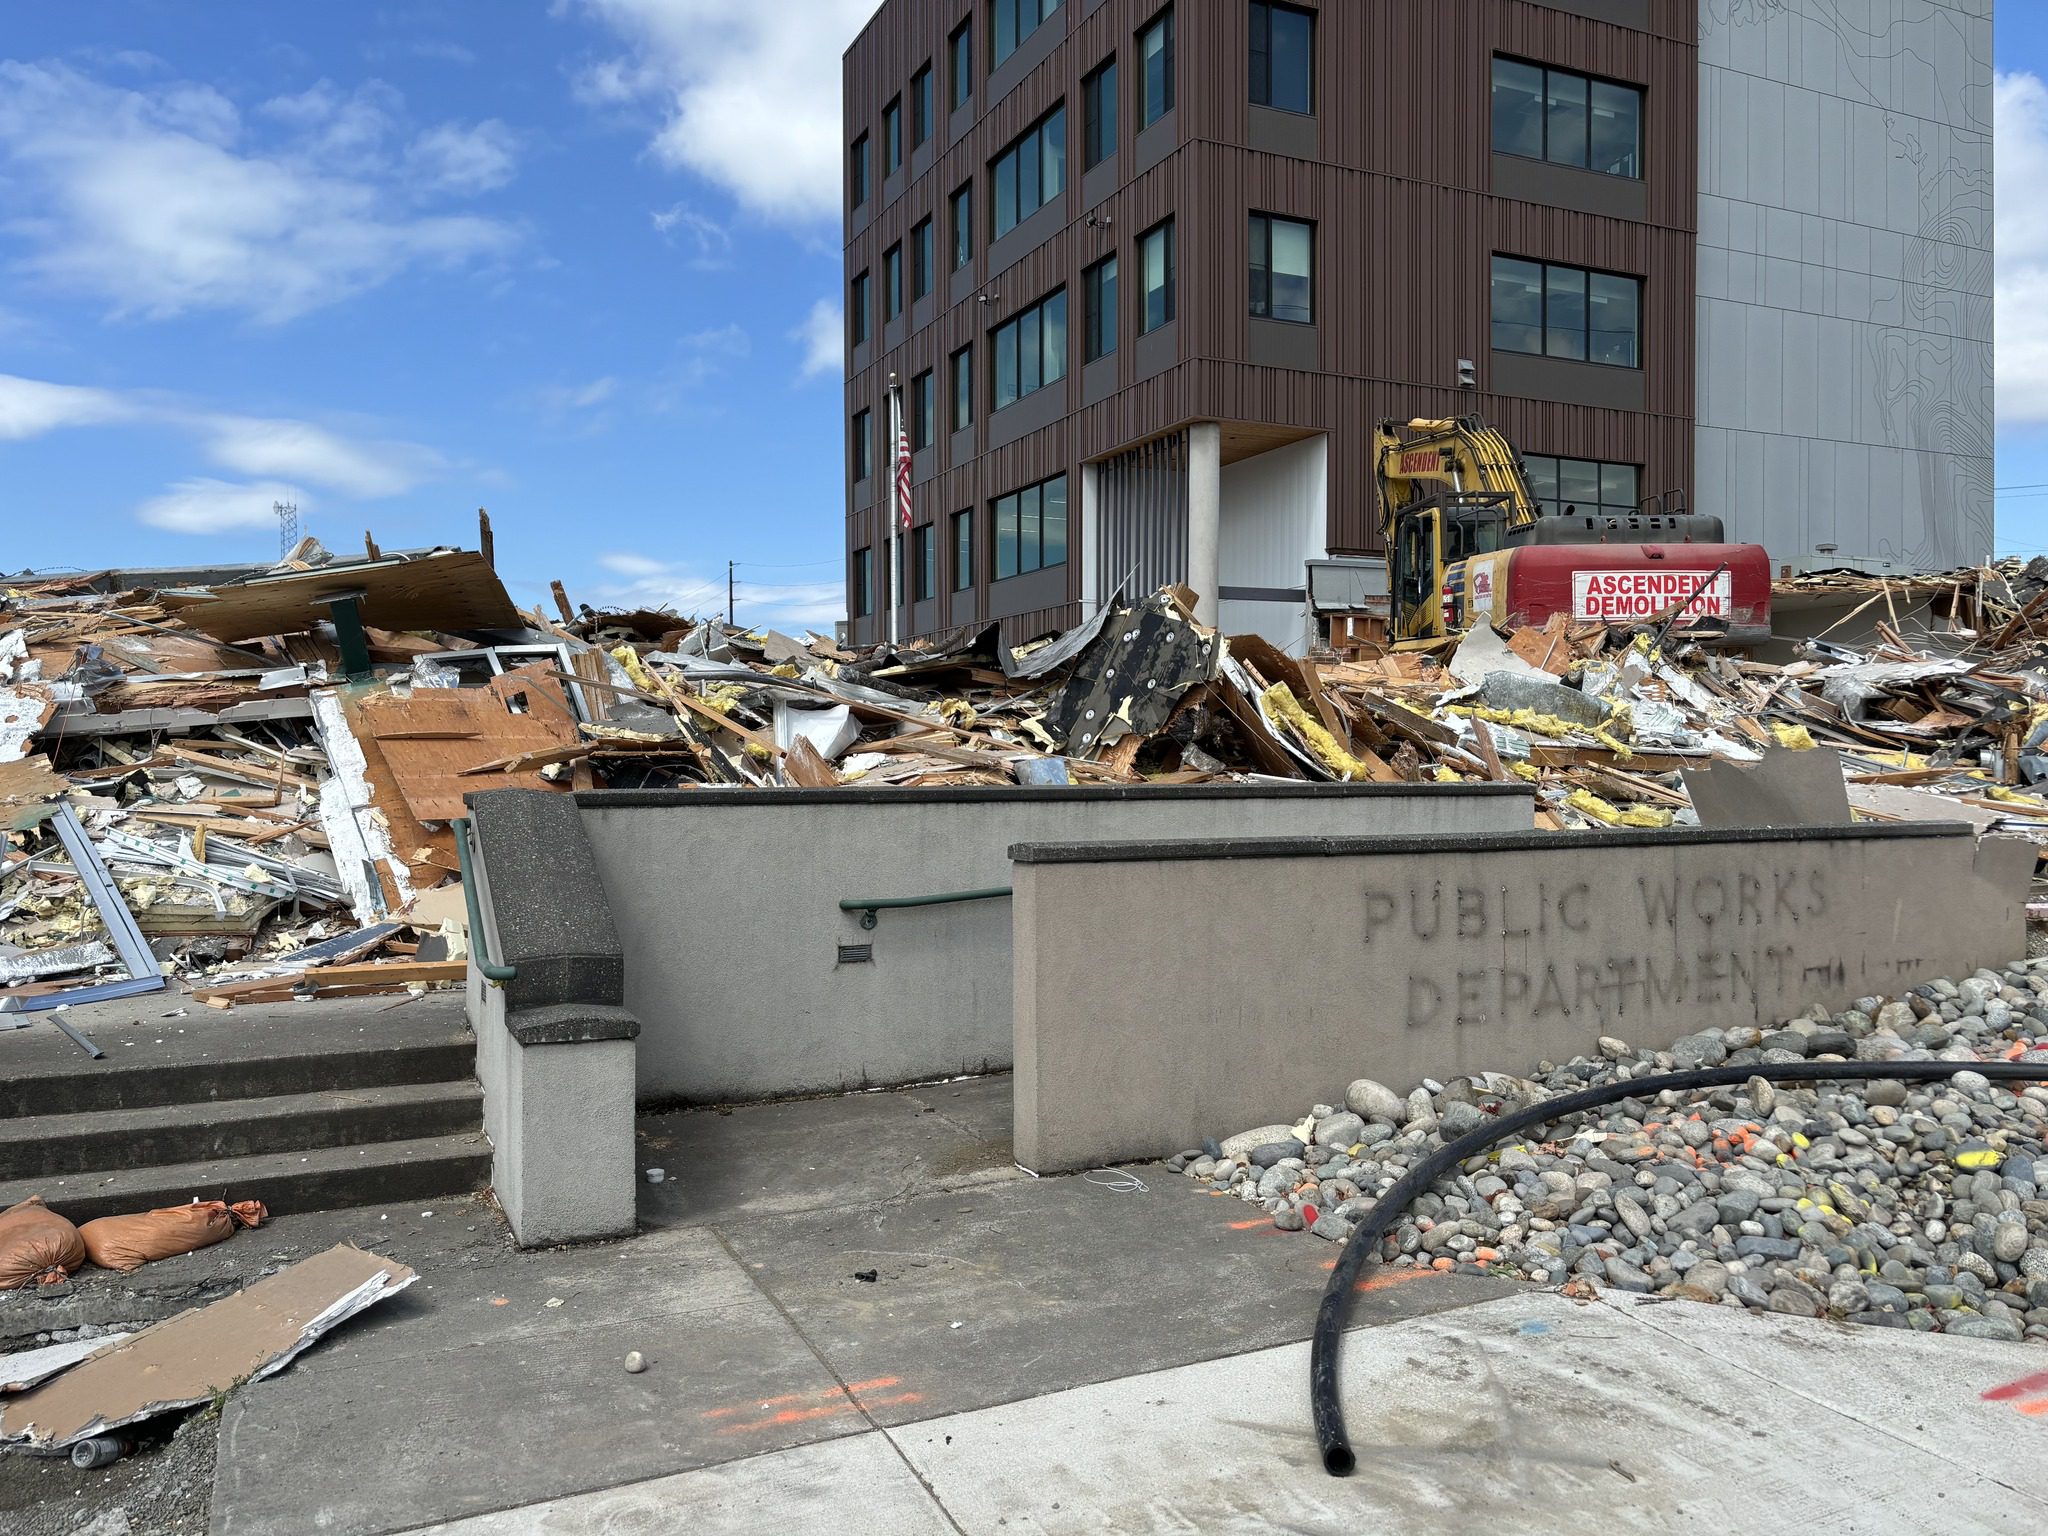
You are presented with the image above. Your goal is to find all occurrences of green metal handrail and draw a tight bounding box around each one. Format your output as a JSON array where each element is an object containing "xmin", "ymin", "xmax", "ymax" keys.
[
  {"xmin": 840, "ymin": 887, "xmax": 1013, "ymax": 930},
  {"xmin": 452, "ymin": 817, "xmax": 519, "ymax": 982}
]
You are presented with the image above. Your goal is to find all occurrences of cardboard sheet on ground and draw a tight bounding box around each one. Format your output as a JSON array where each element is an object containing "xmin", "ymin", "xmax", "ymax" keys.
[
  {"xmin": 160, "ymin": 550, "xmax": 519, "ymax": 643},
  {"xmin": 1682, "ymin": 747, "xmax": 1852, "ymax": 828},
  {"xmin": 0, "ymin": 1244, "xmax": 415, "ymax": 1449},
  {"xmin": 0, "ymin": 1335, "xmax": 133, "ymax": 1393}
]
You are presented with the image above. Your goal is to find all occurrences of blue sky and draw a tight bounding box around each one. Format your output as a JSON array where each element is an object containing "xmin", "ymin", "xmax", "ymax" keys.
[{"xmin": 0, "ymin": 3, "xmax": 2040, "ymax": 622}]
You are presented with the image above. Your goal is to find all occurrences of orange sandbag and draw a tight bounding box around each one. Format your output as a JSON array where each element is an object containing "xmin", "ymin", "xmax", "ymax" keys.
[
  {"xmin": 0, "ymin": 1196, "xmax": 87, "ymax": 1289},
  {"xmin": 79, "ymin": 1199, "xmax": 268, "ymax": 1274}
]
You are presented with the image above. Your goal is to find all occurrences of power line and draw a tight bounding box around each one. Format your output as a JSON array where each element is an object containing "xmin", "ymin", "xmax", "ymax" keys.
[{"xmin": 733, "ymin": 558, "xmax": 840, "ymax": 570}]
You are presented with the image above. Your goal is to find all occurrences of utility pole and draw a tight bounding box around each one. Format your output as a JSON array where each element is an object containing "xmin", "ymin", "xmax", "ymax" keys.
[
  {"xmin": 728, "ymin": 560, "xmax": 736, "ymax": 628},
  {"xmin": 273, "ymin": 500, "xmax": 298, "ymax": 560}
]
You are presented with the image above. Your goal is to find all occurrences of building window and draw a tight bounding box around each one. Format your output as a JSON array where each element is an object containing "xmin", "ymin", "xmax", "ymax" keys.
[
  {"xmin": 1137, "ymin": 8, "xmax": 1174, "ymax": 128},
  {"xmin": 991, "ymin": 288, "xmax": 1068, "ymax": 411},
  {"xmin": 1492, "ymin": 58, "xmax": 1641, "ymax": 180},
  {"xmin": 853, "ymin": 547, "xmax": 874, "ymax": 617},
  {"xmin": 1083, "ymin": 58, "xmax": 1118, "ymax": 168},
  {"xmin": 912, "ymin": 218, "xmax": 934, "ymax": 301},
  {"xmin": 850, "ymin": 134, "xmax": 870, "ymax": 207},
  {"xmin": 1248, "ymin": 213, "xmax": 1312, "ymax": 324},
  {"xmin": 1491, "ymin": 256, "xmax": 1640, "ymax": 367},
  {"xmin": 1523, "ymin": 456, "xmax": 1641, "ymax": 520},
  {"xmin": 883, "ymin": 243, "xmax": 903, "ymax": 321},
  {"xmin": 1249, "ymin": 2, "xmax": 1313, "ymax": 114},
  {"xmin": 952, "ymin": 509, "xmax": 975, "ymax": 590},
  {"xmin": 950, "ymin": 183, "xmax": 974, "ymax": 270},
  {"xmin": 852, "ymin": 409, "xmax": 873, "ymax": 481},
  {"xmin": 951, "ymin": 20, "xmax": 973, "ymax": 110},
  {"xmin": 913, "ymin": 523, "xmax": 937, "ymax": 601},
  {"xmin": 851, "ymin": 270, "xmax": 871, "ymax": 346},
  {"xmin": 882, "ymin": 97, "xmax": 903, "ymax": 177},
  {"xmin": 911, "ymin": 370, "xmax": 935, "ymax": 451},
  {"xmin": 1138, "ymin": 218, "xmax": 1175, "ymax": 333},
  {"xmin": 991, "ymin": 105, "xmax": 1066, "ymax": 238},
  {"xmin": 910, "ymin": 64, "xmax": 933, "ymax": 148},
  {"xmin": 993, "ymin": 0, "xmax": 1061, "ymax": 69},
  {"xmin": 1084, "ymin": 254, "xmax": 1118, "ymax": 361},
  {"xmin": 951, "ymin": 344, "xmax": 974, "ymax": 429},
  {"xmin": 993, "ymin": 473, "xmax": 1069, "ymax": 580}
]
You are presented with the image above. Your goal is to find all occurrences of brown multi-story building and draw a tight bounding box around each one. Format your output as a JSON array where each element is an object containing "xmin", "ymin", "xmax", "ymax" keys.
[{"xmin": 840, "ymin": 2, "xmax": 1700, "ymax": 649}]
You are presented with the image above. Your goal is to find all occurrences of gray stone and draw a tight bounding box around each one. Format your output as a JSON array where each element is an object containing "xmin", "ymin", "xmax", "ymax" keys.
[
  {"xmin": 1735, "ymin": 1235, "xmax": 1801, "ymax": 1262},
  {"xmin": 1344, "ymin": 1078, "xmax": 1407, "ymax": 1125},
  {"xmin": 1727, "ymin": 1274, "xmax": 1772, "ymax": 1307},
  {"xmin": 1604, "ymin": 1256, "xmax": 1655, "ymax": 1293},
  {"xmin": 1220, "ymin": 1124, "xmax": 1297, "ymax": 1159},
  {"xmin": 1313, "ymin": 1111, "xmax": 1366, "ymax": 1149},
  {"xmin": 1993, "ymin": 1219, "xmax": 2030, "ymax": 1264},
  {"xmin": 1769, "ymin": 1282, "xmax": 1824, "ymax": 1317},
  {"xmin": 1437, "ymin": 1101, "xmax": 1487, "ymax": 1139},
  {"xmin": 1947, "ymin": 1314, "xmax": 2025, "ymax": 1342},
  {"xmin": 1272, "ymin": 1206, "xmax": 1306, "ymax": 1232},
  {"xmin": 1614, "ymin": 1194, "xmax": 1655, "ymax": 1241},
  {"xmin": 1865, "ymin": 1282, "xmax": 1911, "ymax": 1314},
  {"xmin": 1827, "ymin": 1279, "xmax": 1870, "ymax": 1316},
  {"xmin": 1249, "ymin": 1140, "xmax": 1305, "ymax": 1169},
  {"xmin": 1309, "ymin": 1212, "xmax": 1354, "ymax": 1242},
  {"xmin": 1672, "ymin": 1032, "xmax": 1729, "ymax": 1069}
]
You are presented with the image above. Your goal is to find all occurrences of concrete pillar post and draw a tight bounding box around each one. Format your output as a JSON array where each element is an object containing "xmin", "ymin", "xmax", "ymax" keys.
[
  {"xmin": 1187, "ymin": 422, "xmax": 1222, "ymax": 628},
  {"xmin": 1079, "ymin": 460, "xmax": 1102, "ymax": 619}
]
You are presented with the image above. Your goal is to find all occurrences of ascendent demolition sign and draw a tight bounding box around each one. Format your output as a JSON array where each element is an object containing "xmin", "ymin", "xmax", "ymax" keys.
[
  {"xmin": 1364, "ymin": 872, "xmax": 1834, "ymax": 1031},
  {"xmin": 1572, "ymin": 569, "xmax": 1732, "ymax": 622}
]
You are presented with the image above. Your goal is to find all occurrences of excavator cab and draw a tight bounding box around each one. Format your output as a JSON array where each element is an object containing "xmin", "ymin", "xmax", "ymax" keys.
[{"xmin": 1390, "ymin": 492, "xmax": 1513, "ymax": 639}]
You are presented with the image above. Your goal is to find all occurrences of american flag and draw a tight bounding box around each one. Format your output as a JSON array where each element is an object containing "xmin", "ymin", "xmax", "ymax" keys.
[{"xmin": 894, "ymin": 401, "xmax": 913, "ymax": 532}]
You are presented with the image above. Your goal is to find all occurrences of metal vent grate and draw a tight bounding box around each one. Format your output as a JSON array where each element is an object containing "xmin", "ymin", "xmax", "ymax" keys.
[{"xmin": 837, "ymin": 943, "xmax": 874, "ymax": 964}]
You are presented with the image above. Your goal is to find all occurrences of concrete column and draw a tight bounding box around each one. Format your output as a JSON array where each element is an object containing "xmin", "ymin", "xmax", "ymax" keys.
[
  {"xmin": 1187, "ymin": 422, "xmax": 1222, "ymax": 628},
  {"xmin": 1079, "ymin": 460, "xmax": 1101, "ymax": 619}
]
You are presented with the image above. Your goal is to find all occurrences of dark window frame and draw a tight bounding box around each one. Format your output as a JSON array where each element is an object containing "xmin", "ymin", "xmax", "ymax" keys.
[
  {"xmin": 910, "ymin": 63, "xmax": 933, "ymax": 147},
  {"xmin": 1491, "ymin": 255, "xmax": 1642, "ymax": 369},
  {"xmin": 1491, "ymin": 55, "xmax": 1643, "ymax": 180},
  {"xmin": 851, "ymin": 270, "xmax": 871, "ymax": 347},
  {"xmin": 1137, "ymin": 7, "xmax": 1174, "ymax": 128},
  {"xmin": 990, "ymin": 287, "xmax": 1069, "ymax": 412},
  {"xmin": 950, "ymin": 182, "xmax": 974, "ymax": 270},
  {"xmin": 951, "ymin": 19, "xmax": 974, "ymax": 110},
  {"xmin": 911, "ymin": 369, "xmax": 935, "ymax": 451},
  {"xmin": 853, "ymin": 547, "xmax": 874, "ymax": 617},
  {"xmin": 883, "ymin": 242, "xmax": 904, "ymax": 321},
  {"xmin": 850, "ymin": 133, "xmax": 870, "ymax": 207},
  {"xmin": 1249, "ymin": 1, "xmax": 1314, "ymax": 115},
  {"xmin": 882, "ymin": 96, "xmax": 903, "ymax": 177},
  {"xmin": 991, "ymin": 472, "xmax": 1070, "ymax": 581},
  {"xmin": 1083, "ymin": 253, "xmax": 1118, "ymax": 362},
  {"xmin": 1138, "ymin": 218, "xmax": 1175, "ymax": 333},
  {"xmin": 1083, "ymin": 57, "xmax": 1118, "ymax": 169},
  {"xmin": 952, "ymin": 508, "xmax": 975, "ymax": 591},
  {"xmin": 951, "ymin": 343, "xmax": 975, "ymax": 430},
  {"xmin": 1522, "ymin": 454, "xmax": 1643, "ymax": 519},
  {"xmin": 912, "ymin": 522, "xmax": 937, "ymax": 602},
  {"xmin": 993, "ymin": 0, "xmax": 1061, "ymax": 70},
  {"xmin": 851, "ymin": 408, "xmax": 873, "ymax": 482},
  {"xmin": 990, "ymin": 103, "xmax": 1067, "ymax": 238},
  {"xmin": 911, "ymin": 217, "xmax": 934, "ymax": 301},
  {"xmin": 1248, "ymin": 211, "xmax": 1313, "ymax": 325}
]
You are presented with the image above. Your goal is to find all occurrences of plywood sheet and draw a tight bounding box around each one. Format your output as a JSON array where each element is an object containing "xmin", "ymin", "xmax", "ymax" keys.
[
  {"xmin": 359, "ymin": 663, "xmax": 580, "ymax": 822},
  {"xmin": 160, "ymin": 550, "xmax": 519, "ymax": 642},
  {"xmin": 0, "ymin": 1245, "xmax": 415, "ymax": 1448}
]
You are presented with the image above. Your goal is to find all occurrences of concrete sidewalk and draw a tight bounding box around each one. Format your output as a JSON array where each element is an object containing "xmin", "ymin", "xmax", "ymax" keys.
[{"xmin": 395, "ymin": 1290, "xmax": 2048, "ymax": 1534}]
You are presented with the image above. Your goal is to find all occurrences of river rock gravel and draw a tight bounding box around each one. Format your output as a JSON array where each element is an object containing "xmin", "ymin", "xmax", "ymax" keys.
[{"xmin": 1167, "ymin": 960, "xmax": 2048, "ymax": 1344}]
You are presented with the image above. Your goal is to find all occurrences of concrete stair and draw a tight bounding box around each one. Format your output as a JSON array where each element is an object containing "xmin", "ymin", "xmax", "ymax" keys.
[{"xmin": 0, "ymin": 996, "xmax": 492, "ymax": 1222}]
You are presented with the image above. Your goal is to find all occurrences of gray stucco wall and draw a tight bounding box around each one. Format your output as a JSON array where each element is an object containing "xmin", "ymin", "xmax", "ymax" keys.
[
  {"xmin": 575, "ymin": 784, "xmax": 1534, "ymax": 1104},
  {"xmin": 1011, "ymin": 824, "xmax": 2031, "ymax": 1172},
  {"xmin": 1695, "ymin": 0, "xmax": 1993, "ymax": 570}
]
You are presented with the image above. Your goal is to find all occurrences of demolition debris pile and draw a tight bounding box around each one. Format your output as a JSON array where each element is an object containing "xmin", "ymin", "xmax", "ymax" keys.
[
  {"xmin": 1178, "ymin": 961, "xmax": 2048, "ymax": 1343},
  {"xmin": 8, "ymin": 541, "xmax": 2048, "ymax": 1009}
]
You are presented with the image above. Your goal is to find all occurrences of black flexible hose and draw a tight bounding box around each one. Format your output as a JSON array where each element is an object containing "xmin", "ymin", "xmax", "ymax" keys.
[{"xmin": 1312, "ymin": 1058, "xmax": 2048, "ymax": 1476}]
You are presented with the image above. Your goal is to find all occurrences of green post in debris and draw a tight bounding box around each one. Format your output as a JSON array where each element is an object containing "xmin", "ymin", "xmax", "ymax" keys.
[{"xmin": 326, "ymin": 593, "xmax": 373, "ymax": 682}]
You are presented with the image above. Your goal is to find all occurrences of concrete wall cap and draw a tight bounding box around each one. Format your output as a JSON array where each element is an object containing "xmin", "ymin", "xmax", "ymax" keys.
[
  {"xmin": 504, "ymin": 1002, "xmax": 642, "ymax": 1047},
  {"xmin": 577, "ymin": 783, "xmax": 1530, "ymax": 810}
]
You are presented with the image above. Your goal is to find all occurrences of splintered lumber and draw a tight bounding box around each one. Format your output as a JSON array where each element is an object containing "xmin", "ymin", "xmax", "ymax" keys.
[
  {"xmin": 160, "ymin": 549, "xmax": 519, "ymax": 642},
  {"xmin": 192, "ymin": 959, "xmax": 467, "ymax": 1003}
]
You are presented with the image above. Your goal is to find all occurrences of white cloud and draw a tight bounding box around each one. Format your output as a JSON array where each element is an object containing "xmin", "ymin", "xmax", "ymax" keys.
[
  {"xmin": 595, "ymin": 552, "xmax": 843, "ymax": 629},
  {"xmin": 1999, "ymin": 72, "xmax": 2048, "ymax": 425},
  {"xmin": 791, "ymin": 298, "xmax": 842, "ymax": 383},
  {"xmin": 406, "ymin": 120, "xmax": 520, "ymax": 194},
  {"xmin": 137, "ymin": 478, "xmax": 311, "ymax": 534},
  {"xmin": 0, "ymin": 373, "xmax": 134, "ymax": 440},
  {"xmin": 568, "ymin": 0, "xmax": 873, "ymax": 224},
  {"xmin": 543, "ymin": 377, "xmax": 621, "ymax": 413},
  {"xmin": 0, "ymin": 61, "xmax": 520, "ymax": 323},
  {"xmin": 196, "ymin": 414, "xmax": 443, "ymax": 497},
  {"xmin": 650, "ymin": 201, "xmax": 733, "ymax": 267}
]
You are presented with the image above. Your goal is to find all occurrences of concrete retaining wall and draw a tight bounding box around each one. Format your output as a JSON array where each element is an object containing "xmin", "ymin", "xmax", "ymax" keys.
[
  {"xmin": 575, "ymin": 784, "xmax": 1534, "ymax": 1103},
  {"xmin": 1010, "ymin": 825, "xmax": 2034, "ymax": 1172}
]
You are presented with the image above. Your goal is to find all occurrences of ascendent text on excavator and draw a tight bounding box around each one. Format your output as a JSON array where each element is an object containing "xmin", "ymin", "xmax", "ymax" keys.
[{"xmin": 1372, "ymin": 416, "xmax": 1771, "ymax": 646}]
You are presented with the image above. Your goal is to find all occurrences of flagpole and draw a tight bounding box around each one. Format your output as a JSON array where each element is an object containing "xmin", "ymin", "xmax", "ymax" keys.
[{"xmin": 888, "ymin": 374, "xmax": 903, "ymax": 646}]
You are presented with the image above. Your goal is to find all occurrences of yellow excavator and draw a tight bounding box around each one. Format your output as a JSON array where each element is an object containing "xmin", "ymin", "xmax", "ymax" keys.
[{"xmin": 1372, "ymin": 416, "xmax": 1771, "ymax": 646}]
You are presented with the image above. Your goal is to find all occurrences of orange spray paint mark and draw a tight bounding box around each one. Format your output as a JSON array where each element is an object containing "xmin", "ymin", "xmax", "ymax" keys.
[{"xmin": 1982, "ymin": 1370, "xmax": 2048, "ymax": 1402}]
